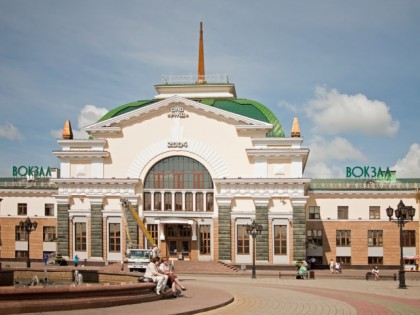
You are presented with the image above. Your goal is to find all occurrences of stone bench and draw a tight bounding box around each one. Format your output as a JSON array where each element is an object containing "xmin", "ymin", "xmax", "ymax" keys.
[
  {"xmin": 365, "ymin": 272, "xmax": 397, "ymax": 281},
  {"xmin": 278, "ymin": 271, "xmax": 309, "ymax": 279}
]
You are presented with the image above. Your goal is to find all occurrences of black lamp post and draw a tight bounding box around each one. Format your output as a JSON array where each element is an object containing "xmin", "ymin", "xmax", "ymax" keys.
[
  {"xmin": 246, "ymin": 219, "xmax": 263, "ymax": 279},
  {"xmin": 386, "ymin": 200, "xmax": 416, "ymax": 289},
  {"xmin": 19, "ymin": 217, "xmax": 38, "ymax": 268}
]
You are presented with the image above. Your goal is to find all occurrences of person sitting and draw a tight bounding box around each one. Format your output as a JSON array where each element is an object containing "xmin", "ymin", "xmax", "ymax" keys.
[
  {"xmin": 144, "ymin": 257, "xmax": 168, "ymax": 295},
  {"xmin": 371, "ymin": 266, "xmax": 379, "ymax": 280},
  {"xmin": 298, "ymin": 265, "xmax": 308, "ymax": 279},
  {"xmin": 159, "ymin": 257, "xmax": 186, "ymax": 298}
]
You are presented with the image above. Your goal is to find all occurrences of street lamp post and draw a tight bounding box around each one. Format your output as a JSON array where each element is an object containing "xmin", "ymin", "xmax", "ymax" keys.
[
  {"xmin": 19, "ymin": 217, "xmax": 38, "ymax": 268},
  {"xmin": 246, "ymin": 219, "xmax": 263, "ymax": 279},
  {"xmin": 386, "ymin": 200, "xmax": 416, "ymax": 289}
]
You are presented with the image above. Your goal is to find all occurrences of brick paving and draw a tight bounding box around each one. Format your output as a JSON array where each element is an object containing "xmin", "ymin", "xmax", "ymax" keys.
[
  {"xmin": 5, "ymin": 262, "xmax": 420, "ymax": 315},
  {"xmin": 16, "ymin": 270, "xmax": 419, "ymax": 315}
]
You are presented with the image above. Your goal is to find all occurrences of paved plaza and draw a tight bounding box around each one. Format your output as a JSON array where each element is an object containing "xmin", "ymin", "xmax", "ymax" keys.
[{"xmin": 21, "ymin": 270, "xmax": 420, "ymax": 315}]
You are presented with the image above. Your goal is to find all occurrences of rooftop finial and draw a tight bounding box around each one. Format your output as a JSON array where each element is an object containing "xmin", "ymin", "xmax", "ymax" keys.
[
  {"xmin": 62, "ymin": 120, "xmax": 73, "ymax": 139},
  {"xmin": 291, "ymin": 117, "xmax": 301, "ymax": 137},
  {"xmin": 196, "ymin": 22, "xmax": 206, "ymax": 84}
]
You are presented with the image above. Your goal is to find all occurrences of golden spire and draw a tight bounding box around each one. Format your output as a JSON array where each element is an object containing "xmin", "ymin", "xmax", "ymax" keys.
[
  {"xmin": 62, "ymin": 120, "xmax": 73, "ymax": 139},
  {"xmin": 291, "ymin": 117, "xmax": 301, "ymax": 137},
  {"xmin": 196, "ymin": 22, "xmax": 206, "ymax": 84}
]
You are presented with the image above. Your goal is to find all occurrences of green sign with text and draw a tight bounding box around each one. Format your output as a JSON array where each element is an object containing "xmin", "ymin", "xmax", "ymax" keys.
[
  {"xmin": 13, "ymin": 166, "xmax": 52, "ymax": 177},
  {"xmin": 346, "ymin": 166, "xmax": 391, "ymax": 178}
]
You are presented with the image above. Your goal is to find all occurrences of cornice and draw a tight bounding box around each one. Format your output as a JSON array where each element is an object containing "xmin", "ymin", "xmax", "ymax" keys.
[
  {"xmin": 52, "ymin": 151, "xmax": 109, "ymax": 159},
  {"xmin": 246, "ymin": 148, "xmax": 309, "ymax": 157},
  {"xmin": 50, "ymin": 178, "xmax": 140, "ymax": 185}
]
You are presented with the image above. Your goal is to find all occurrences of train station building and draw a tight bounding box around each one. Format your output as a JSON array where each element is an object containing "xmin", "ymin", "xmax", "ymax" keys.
[{"xmin": 0, "ymin": 25, "xmax": 419, "ymax": 270}]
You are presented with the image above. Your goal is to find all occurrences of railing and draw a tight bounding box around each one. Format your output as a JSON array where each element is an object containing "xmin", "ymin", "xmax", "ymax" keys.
[
  {"xmin": 161, "ymin": 73, "xmax": 229, "ymax": 85},
  {"xmin": 309, "ymin": 181, "xmax": 420, "ymax": 190},
  {"xmin": 0, "ymin": 178, "xmax": 56, "ymax": 189}
]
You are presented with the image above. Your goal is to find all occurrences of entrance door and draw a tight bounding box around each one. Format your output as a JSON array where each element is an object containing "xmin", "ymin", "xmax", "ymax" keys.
[
  {"xmin": 168, "ymin": 239, "xmax": 190, "ymax": 259},
  {"xmin": 166, "ymin": 224, "xmax": 191, "ymax": 260}
]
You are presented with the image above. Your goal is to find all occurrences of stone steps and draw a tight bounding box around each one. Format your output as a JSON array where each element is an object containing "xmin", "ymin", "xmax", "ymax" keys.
[{"xmin": 171, "ymin": 261, "xmax": 240, "ymax": 274}]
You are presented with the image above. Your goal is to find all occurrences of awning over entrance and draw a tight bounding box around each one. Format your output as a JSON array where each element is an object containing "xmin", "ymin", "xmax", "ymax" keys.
[{"xmin": 155, "ymin": 218, "xmax": 194, "ymax": 225}]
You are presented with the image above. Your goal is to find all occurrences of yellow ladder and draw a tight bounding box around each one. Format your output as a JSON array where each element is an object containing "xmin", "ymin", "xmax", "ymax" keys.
[{"xmin": 120, "ymin": 198, "xmax": 156, "ymax": 248}]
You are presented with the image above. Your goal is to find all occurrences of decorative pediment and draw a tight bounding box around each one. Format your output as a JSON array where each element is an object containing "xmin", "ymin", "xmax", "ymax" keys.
[{"xmin": 84, "ymin": 95, "xmax": 272, "ymax": 135}]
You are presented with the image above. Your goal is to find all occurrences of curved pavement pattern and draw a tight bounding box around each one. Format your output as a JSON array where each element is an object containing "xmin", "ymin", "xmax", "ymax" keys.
[{"xmin": 21, "ymin": 275, "xmax": 420, "ymax": 315}]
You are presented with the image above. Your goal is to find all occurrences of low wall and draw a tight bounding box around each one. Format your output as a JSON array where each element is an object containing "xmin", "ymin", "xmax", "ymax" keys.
[
  {"xmin": 0, "ymin": 268, "xmax": 140, "ymax": 286},
  {"xmin": 0, "ymin": 268, "xmax": 163, "ymax": 315}
]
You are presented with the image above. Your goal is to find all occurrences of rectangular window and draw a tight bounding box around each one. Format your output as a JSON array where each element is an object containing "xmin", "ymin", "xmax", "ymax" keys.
[
  {"xmin": 175, "ymin": 192, "xmax": 183, "ymax": 211},
  {"xmin": 199, "ymin": 225, "xmax": 211, "ymax": 255},
  {"xmin": 173, "ymin": 173, "xmax": 184, "ymax": 189},
  {"xmin": 336, "ymin": 256, "xmax": 351, "ymax": 265},
  {"xmin": 193, "ymin": 172, "xmax": 204, "ymax": 189},
  {"xmin": 154, "ymin": 173, "xmax": 164, "ymax": 189},
  {"xmin": 196, "ymin": 192, "xmax": 203, "ymax": 212},
  {"xmin": 368, "ymin": 230, "xmax": 383, "ymax": 247},
  {"xmin": 43, "ymin": 226, "xmax": 56, "ymax": 242},
  {"xmin": 309, "ymin": 206, "xmax": 320, "ymax": 219},
  {"xmin": 154, "ymin": 192, "xmax": 162, "ymax": 210},
  {"xmin": 369, "ymin": 206, "xmax": 380, "ymax": 219},
  {"xmin": 108, "ymin": 223, "xmax": 121, "ymax": 252},
  {"xmin": 75, "ymin": 222, "xmax": 87, "ymax": 251},
  {"xmin": 143, "ymin": 192, "xmax": 151, "ymax": 211},
  {"xmin": 236, "ymin": 225, "xmax": 250, "ymax": 255},
  {"xmin": 336, "ymin": 230, "xmax": 351, "ymax": 247},
  {"xmin": 368, "ymin": 256, "xmax": 383, "ymax": 265},
  {"xmin": 274, "ymin": 225, "xmax": 287, "ymax": 255},
  {"xmin": 164, "ymin": 192, "xmax": 172, "ymax": 211},
  {"xmin": 403, "ymin": 230, "xmax": 416, "ymax": 247},
  {"xmin": 185, "ymin": 192, "xmax": 193, "ymax": 211},
  {"xmin": 15, "ymin": 250, "xmax": 28, "ymax": 259},
  {"xmin": 147, "ymin": 224, "xmax": 158, "ymax": 248},
  {"xmin": 15, "ymin": 226, "xmax": 28, "ymax": 241},
  {"xmin": 18, "ymin": 203, "xmax": 27, "ymax": 216},
  {"xmin": 206, "ymin": 193, "xmax": 214, "ymax": 212},
  {"xmin": 45, "ymin": 203, "xmax": 54, "ymax": 216},
  {"xmin": 307, "ymin": 229, "xmax": 323, "ymax": 246},
  {"xmin": 337, "ymin": 206, "xmax": 348, "ymax": 219}
]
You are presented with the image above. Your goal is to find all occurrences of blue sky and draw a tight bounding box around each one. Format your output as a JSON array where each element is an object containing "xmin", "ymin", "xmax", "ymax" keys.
[{"xmin": 0, "ymin": 0, "xmax": 419, "ymax": 178}]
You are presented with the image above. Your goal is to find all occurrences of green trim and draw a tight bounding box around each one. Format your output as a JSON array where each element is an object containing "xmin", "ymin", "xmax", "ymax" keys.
[
  {"xmin": 98, "ymin": 100, "xmax": 157, "ymax": 122},
  {"xmin": 97, "ymin": 97, "xmax": 285, "ymax": 138},
  {"xmin": 198, "ymin": 98, "xmax": 285, "ymax": 137}
]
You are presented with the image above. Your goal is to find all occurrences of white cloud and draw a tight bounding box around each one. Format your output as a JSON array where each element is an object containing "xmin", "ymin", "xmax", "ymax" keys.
[
  {"xmin": 392, "ymin": 143, "xmax": 420, "ymax": 178},
  {"xmin": 308, "ymin": 136, "xmax": 366, "ymax": 164},
  {"xmin": 277, "ymin": 100, "xmax": 300, "ymax": 113},
  {"xmin": 306, "ymin": 86, "xmax": 399, "ymax": 136},
  {"xmin": 0, "ymin": 122, "xmax": 24, "ymax": 141},
  {"xmin": 304, "ymin": 136, "xmax": 366, "ymax": 178},
  {"xmin": 50, "ymin": 105, "xmax": 109, "ymax": 140},
  {"xmin": 78, "ymin": 104, "xmax": 109, "ymax": 129}
]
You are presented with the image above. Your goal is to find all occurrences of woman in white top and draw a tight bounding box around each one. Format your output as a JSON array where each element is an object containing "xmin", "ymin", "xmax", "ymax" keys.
[
  {"xmin": 144, "ymin": 257, "xmax": 168, "ymax": 295},
  {"xmin": 159, "ymin": 257, "xmax": 186, "ymax": 298},
  {"xmin": 371, "ymin": 266, "xmax": 379, "ymax": 280}
]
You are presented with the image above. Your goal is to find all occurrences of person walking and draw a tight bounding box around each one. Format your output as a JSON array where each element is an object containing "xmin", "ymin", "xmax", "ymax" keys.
[
  {"xmin": 329, "ymin": 259, "xmax": 335, "ymax": 273},
  {"xmin": 372, "ymin": 266, "xmax": 379, "ymax": 280},
  {"xmin": 43, "ymin": 253, "xmax": 49, "ymax": 265}
]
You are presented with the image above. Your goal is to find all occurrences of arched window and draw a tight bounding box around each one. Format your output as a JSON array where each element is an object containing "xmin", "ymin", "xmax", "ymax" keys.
[
  {"xmin": 143, "ymin": 156, "xmax": 214, "ymax": 212},
  {"xmin": 144, "ymin": 156, "xmax": 213, "ymax": 189}
]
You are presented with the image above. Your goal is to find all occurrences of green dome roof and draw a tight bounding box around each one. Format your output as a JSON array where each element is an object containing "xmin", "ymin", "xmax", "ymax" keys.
[{"xmin": 98, "ymin": 98, "xmax": 285, "ymax": 137}]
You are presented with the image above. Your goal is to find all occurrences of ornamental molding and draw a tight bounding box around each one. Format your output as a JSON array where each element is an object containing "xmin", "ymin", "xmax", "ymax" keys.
[
  {"xmin": 216, "ymin": 183, "xmax": 306, "ymax": 198},
  {"xmin": 51, "ymin": 179, "xmax": 139, "ymax": 197},
  {"xmin": 127, "ymin": 138, "xmax": 229, "ymax": 179},
  {"xmin": 84, "ymin": 95, "xmax": 272, "ymax": 131},
  {"xmin": 307, "ymin": 190, "xmax": 416, "ymax": 196}
]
